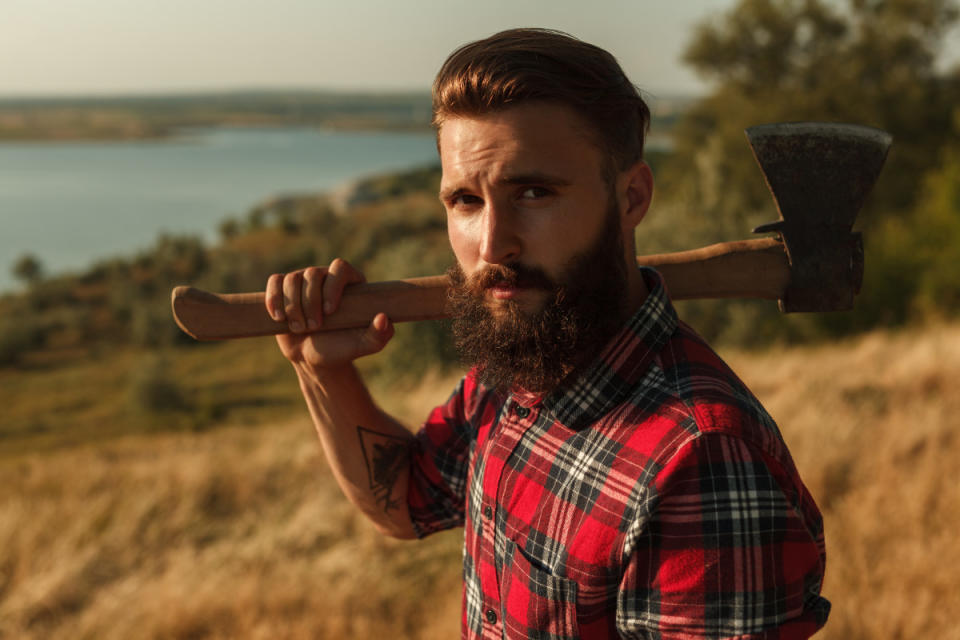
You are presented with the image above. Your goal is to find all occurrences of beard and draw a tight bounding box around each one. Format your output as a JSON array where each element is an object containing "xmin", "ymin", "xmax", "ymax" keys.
[{"xmin": 446, "ymin": 201, "xmax": 629, "ymax": 395}]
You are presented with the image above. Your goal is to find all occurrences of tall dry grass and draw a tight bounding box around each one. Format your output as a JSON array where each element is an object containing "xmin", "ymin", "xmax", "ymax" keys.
[
  {"xmin": 0, "ymin": 386, "xmax": 464, "ymax": 640},
  {"xmin": 2, "ymin": 325, "xmax": 958, "ymax": 638},
  {"xmin": 725, "ymin": 324, "xmax": 960, "ymax": 639}
]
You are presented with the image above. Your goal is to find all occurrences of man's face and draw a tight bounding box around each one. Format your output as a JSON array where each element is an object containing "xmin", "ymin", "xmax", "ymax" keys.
[
  {"xmin": 438, "ymin": 103, "xmax": 638, "ymax": 392},
  {"xmin": 439, "ymin": 103, "xmax": 625, "ymax": 315}
]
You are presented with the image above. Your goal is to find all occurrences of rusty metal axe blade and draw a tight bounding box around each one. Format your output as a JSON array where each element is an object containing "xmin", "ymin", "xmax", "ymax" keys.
[{"xmin": 747, "ymin": 122, "xmax": 892, "ymax": 312}]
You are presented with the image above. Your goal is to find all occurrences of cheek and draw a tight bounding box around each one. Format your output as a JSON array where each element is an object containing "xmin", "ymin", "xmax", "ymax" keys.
[
  {"xmin": 533, "ymin": 212, "xmax": 592, "ymax": 257},
  {"xmin": 446, "ymin": 216, "xmax": 476, "ymax": 267}
]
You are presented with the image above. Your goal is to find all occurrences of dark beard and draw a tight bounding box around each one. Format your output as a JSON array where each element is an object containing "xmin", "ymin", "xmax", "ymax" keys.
[{"xmin": 446, "ymin": 205, "xmax": 629, "ymax": 394}]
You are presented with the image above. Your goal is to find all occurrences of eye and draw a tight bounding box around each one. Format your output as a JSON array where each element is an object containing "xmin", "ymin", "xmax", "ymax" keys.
[
  {"xmin": 452, "ymin": 193, "xmax": 482, "ymax": 207},
  {"xmin": 519, "ymin": 186, "xmax": 553, "ymax": 201},
  {"xmin": 444, "ymin": 192, "xmax": 483, "ymax": 213}
]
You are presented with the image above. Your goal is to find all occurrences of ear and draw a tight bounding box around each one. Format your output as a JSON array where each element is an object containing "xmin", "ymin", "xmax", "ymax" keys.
[{"xmin": 618, "ymin": 160, "xmax": 654, "ymax": 232}]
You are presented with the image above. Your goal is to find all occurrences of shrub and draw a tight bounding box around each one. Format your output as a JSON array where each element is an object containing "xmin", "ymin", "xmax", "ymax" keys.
[
  {"xmin": 131, "ymin": 301, "xmax": 193, "ymax": 348},
  {"xmin": 11, "ymin": 253, "xmax": 44, "ymax": 285},
  {"xmin": 127, "ymin": 354, "xmax": 189, "ymax": 415},
  {"xmin": 0, "ymin": 320, "xmax": 45, "ymax": 366}
]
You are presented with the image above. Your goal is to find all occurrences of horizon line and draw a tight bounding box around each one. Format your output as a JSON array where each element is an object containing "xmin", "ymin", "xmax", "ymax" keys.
[{"xmin": 0, "ymin": 85, "xmax": 706, "ymax": 103}]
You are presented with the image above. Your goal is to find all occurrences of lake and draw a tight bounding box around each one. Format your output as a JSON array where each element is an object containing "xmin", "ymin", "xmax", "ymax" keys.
[{"xmin": 0, "ymin": 127, "xmax": 439, "ymax": 293}]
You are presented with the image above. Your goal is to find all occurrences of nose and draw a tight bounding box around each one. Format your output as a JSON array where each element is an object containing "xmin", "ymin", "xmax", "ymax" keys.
[{"xmin": 479, "ymin": 201, "xmax": 521, "ymax": 265}]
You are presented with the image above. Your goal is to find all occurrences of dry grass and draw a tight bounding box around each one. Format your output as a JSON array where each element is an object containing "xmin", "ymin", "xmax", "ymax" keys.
[
  {"xmin": 725, "ymin": 324, "xmax": 960, "ymax": 639},
  {"xmin": 0, "ymin": 413, "xmax": 463, "ymax": 640},
  {"xmin": 2, "ymin": 324, "xmax": 959, "ymax": 638}
]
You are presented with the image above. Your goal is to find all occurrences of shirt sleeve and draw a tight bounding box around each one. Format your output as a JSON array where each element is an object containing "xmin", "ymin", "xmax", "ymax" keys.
[
  {"xmin": 617, "ymin": 432, "xmax": 830, "ymax": 639},
  {"xmin": 406, "ymin": 374, "xmax": 479, "ymax": 537}
]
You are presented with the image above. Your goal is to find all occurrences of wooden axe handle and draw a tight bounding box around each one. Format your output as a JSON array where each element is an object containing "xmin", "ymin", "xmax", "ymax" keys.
[{"xmin": 171, "ymin": 237, "xmax": 788, "ymax": 341}]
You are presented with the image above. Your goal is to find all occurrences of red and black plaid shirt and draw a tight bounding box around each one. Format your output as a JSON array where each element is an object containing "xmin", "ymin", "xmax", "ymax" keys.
[{"xmin": 407, "ymin": 268, "xmax": 830, "ymax": 639}]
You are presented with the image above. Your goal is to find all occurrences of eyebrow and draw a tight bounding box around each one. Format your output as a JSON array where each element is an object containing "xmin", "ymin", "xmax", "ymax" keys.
[
  {"xmin": 438, "ymin": 172, "xmax": 573, "ymax": 202},
  {"xmin": 501, "ymin": 172, "xmax": 572, "ymax": 188}
]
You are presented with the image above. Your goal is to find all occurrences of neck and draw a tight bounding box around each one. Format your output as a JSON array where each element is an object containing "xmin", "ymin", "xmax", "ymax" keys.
[{"xmin": 623, "ymin": 262, "xmax": 649, "ymax": 320}]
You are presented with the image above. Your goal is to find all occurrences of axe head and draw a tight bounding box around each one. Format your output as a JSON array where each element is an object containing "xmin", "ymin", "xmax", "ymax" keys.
[{"xmin": 746, "ymin": 122, "xmax": 892, "ymax": 312}]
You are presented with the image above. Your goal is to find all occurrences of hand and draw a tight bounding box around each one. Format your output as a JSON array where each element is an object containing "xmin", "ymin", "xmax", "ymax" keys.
[{"xmin": 265, "ymin": 259, "xmax": 394, "ymax": 374}]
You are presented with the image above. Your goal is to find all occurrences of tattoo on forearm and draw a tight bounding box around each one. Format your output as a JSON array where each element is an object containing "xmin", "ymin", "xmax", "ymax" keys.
[{"xmin": 357, "ymin": 426, "xmax": 410, "ymax": 513}]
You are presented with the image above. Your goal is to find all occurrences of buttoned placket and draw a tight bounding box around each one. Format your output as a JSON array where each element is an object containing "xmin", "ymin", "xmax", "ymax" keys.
[{"xmin": 476, "ymin": 398, "xmax": 537, "ymax": 638}]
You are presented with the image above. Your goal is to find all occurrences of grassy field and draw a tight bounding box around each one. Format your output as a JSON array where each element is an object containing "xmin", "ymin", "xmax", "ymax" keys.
[{"xmin": 2, "ymin": 322, "xmax": 959, "ymax": 638}]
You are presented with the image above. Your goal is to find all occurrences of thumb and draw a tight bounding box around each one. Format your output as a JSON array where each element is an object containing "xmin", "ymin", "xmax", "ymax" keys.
[{"xmin": 355, "ymin": 313, "xmax": 394, "ymax": 357}]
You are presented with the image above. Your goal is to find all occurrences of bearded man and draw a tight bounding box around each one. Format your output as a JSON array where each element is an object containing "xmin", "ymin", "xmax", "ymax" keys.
[{"xmin": 266, "ymin": 28, "xmax": 830, "ymax": 640}]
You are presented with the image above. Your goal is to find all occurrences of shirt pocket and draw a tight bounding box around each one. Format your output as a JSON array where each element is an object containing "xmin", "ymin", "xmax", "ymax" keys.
[{"xmin": 501, "ymin": 540, "xmax": 581, "ymax": 639}]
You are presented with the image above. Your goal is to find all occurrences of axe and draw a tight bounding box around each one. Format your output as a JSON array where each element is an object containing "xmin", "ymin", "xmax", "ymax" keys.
[{"xmin": 171, "ymin": 122, "xmax": 891, "ymax": 341}]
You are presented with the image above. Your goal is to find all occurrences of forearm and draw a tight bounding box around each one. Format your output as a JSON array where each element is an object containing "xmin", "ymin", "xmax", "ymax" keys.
[{"xmin": 295, "ymin": 362, "xmax": 417, "ymax": 539}]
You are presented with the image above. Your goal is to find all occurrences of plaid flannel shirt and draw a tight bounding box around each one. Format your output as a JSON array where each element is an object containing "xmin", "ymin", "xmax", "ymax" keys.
[{"xmin": 407, "ymin": 268, "xmax": 830, "ymax": 639}]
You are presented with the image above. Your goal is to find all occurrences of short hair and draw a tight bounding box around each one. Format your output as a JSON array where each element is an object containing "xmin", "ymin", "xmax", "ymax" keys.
[{"xmin": 432, "ymin": 28, "xmax": 651, "ymax": 174}]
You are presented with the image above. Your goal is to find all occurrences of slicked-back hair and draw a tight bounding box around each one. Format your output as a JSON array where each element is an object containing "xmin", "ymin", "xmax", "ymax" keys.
[{"xmin": 432, "ymin": 28, "xmax": 651, "ymax": 177}]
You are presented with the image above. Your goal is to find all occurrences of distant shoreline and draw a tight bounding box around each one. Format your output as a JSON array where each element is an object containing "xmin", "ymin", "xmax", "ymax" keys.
[
  {"xmin": 1, "ymin": 124, "xmax": 672, "ymax": 146},
  {"xmin": 0, "ymin": 90, "xmax": 437, "ymax": 142},
  {"xmin": 0, "ymin": 120, "xmax": 434, "ymax": 143},
  {"xmin": 0, "ymin": 126, "xmax": 441, "ymax": 294},
  {"xmin": 0, "ymin": 89, "xmax": 690, "ymax": 143}
]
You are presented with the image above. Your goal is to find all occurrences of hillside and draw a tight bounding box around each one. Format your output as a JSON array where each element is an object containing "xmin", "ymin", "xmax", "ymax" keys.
[
  {"xmin": 2, "ymin": 322, "xmax": 958, "ymax": 639},
  {"xmin": 1, "ymin": 134, "xmax": 956, "ymax": 638}
]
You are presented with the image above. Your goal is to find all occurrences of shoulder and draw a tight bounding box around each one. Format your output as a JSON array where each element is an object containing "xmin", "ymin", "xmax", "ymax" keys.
[
  {"xmin": 654, "ymin": 321, "xmax": 789, "ymax": 458},
  {"xmin": 607, "ymin": 320, "xmax": 802, "ymax": 500}
]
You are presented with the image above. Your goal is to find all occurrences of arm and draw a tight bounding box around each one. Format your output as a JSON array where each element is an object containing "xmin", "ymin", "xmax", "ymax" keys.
[
  {"xmin": 617, "ymin": 433, "xmax": 830, "ymax": 639},
  {"xmin": 267, "ymin": 259, "xmax": 417, "ymax": 539}
]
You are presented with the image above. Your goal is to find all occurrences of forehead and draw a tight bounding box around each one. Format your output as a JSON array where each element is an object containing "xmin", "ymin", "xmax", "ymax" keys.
[{"xmin": 438, "ymin": 103, "xmax": 605, "ymax": 185}]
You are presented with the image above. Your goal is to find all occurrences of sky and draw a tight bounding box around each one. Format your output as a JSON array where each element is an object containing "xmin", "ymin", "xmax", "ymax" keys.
[
  {"xmin": 4, "ymin": 0, "xmax": 958, "ymax": 98},
  {"xmin": 1, "ymin": 0, "xmax": 742, "ymax": 98}
]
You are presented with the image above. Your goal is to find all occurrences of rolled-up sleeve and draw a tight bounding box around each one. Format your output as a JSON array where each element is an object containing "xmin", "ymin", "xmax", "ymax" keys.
[{"xmin": 617, "ymin": 432, "xmax": 830, "ymax": 639}]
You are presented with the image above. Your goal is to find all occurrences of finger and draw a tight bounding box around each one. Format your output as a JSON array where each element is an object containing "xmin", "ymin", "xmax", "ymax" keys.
[
  {"xmin": 301, "ymin": 313, "xmax": 393, "ymax": 368},
  {"xmin": 355, "ymin": 312, "xmax": 394, "ymax": 357},
  {"xmin": 322, "ymin": 258, "xmax": 366, "ymax": 316},
  {"xmin": 302, "ymin": 266, "xmax": 326, "ymax": 331},
  {"xmin": 282, "ymin": 270, "xmax": 307, "ymax": 333},
  {"xmin": 266, "ymin": 273, "xmax": 286, "ymax": 322}
]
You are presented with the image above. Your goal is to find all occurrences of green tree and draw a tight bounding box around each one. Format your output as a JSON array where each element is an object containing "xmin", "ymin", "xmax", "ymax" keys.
[
  {"xmin": 653, "ymin": 0, "xmax": 960, "ymax": 342},
  {"xmin": 12, "ymin": 254, "xmax": 44, "ymax": 285},
  {"xmin": 898, "ymin": 110, "xmax": 960, "ymax": 317}
]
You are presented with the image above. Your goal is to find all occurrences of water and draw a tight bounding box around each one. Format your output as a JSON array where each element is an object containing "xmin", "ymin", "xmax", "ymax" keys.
[{"xmin": 0, "ymin": 127, "xmax": 439, "ymax": 292}]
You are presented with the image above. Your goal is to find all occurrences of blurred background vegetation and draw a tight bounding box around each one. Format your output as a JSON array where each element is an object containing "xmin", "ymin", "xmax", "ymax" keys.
[
  {"xmin": 2, "ymin": 0, "xmax": 959, "ymax": 637},
  {"xmin": 648, "ymin": 0, "xmax": 960, "ymax": 344},
  {"xmin": 4, "ymin": 0, "xmax": 959, "ymax": 426}
]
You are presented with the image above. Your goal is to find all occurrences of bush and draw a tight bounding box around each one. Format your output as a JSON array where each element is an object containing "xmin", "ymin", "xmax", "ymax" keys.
[
  {"xmin": 12, "ymin": 254, "xmax": 44, "ymax": 285},
  {"xmin": 131, "ymin": 301, "xmax": 194, "ymax": 348},
  {"xmin": 0, "ymin": 320, "xmax": 45, "ymax": 366},
  {"xmin": 127, "ymin": 354, "xmax": 188, "ymax": 415}
]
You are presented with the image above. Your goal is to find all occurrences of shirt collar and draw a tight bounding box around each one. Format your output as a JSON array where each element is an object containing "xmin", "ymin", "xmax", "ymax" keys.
[{"xmin": 511, "ymin": 267, "xmax": 678, "ymax": 431}]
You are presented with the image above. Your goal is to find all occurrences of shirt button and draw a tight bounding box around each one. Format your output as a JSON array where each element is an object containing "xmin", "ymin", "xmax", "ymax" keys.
[
  {"xmin": 483, "ymin": 505, "xmax": 493, "ymax": 520},
  {"xmin": 485, "ymin": 609, "xmax": 498, "ymax": 624},
  {"xmin": 515, "ymin": 406, "xmax": 531, "ymax": 419}
]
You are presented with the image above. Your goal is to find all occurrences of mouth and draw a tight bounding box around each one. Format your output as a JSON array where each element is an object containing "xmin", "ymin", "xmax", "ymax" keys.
[
  {"xmin": 465, "ymin": 263, "xmax": 555, "ymax": 303},
  {"xmin": 487, "ymin": 283, "xmax": 524, "ymax": 300}
]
